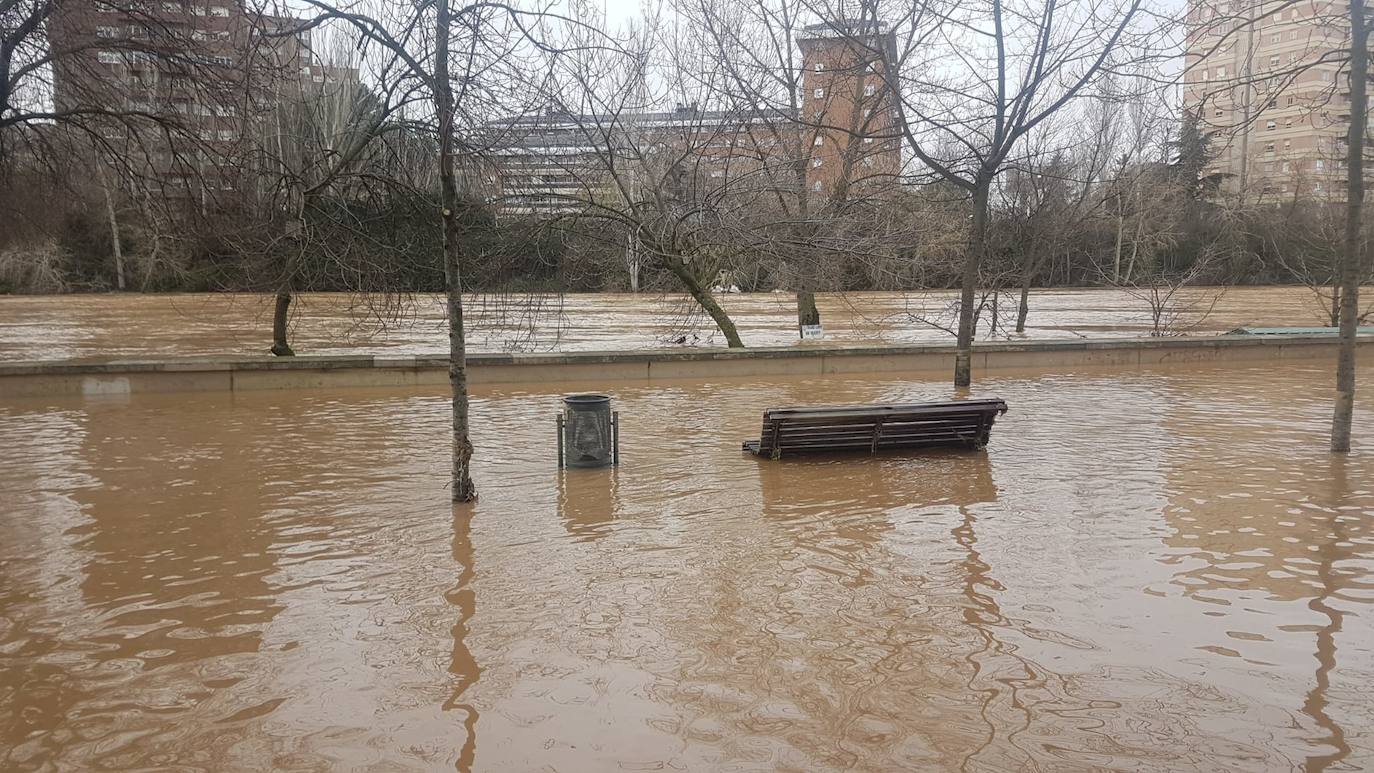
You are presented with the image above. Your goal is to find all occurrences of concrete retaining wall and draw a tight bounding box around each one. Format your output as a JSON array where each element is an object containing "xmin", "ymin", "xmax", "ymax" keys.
[{"xmin": 1, "ymin": 335, "xmax": 1370, "ymax": 399}]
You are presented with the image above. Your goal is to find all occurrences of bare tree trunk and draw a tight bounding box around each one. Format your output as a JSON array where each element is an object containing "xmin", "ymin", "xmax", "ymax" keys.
[
  {"xmin": 663, "ymin": 254, "xmax": 744, "ymax": 348},
  {"xmin": 436, "ymin": 0, "xmax": 477, "ymax": 501},
  {"xmin": 796, "ymin": 290, "xmax": 820, "ymax": 335},
  {"xmin": 625, "ymin": 231, "xmax": 640, "ymax": 292},
  {"xmin": 98, "ymin": 165, "xmax": 126, "ymax": 291},
  {"xmin": 955, "ymin": 180, "xmax": 989, "ymax": 387},
  {"xmin": 1332, "ymin": 0, "xmax": 1366, "ymax": 453},
  {"xmin": 1016, "ymin": 268, "xmax": 1031, "ymax": 334},
  {"xmin": 270, "ymin": 285, "xmax": 294, "ymax": 356},
  {"xmin": 1113, "ymin": 210, "xmax": 1125, "ymax": 283}
]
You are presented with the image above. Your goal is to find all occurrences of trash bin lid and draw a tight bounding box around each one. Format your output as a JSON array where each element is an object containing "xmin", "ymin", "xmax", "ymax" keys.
[{"xmin": 563, "ymin": 394, "xmax": 611, "ymax": 406}]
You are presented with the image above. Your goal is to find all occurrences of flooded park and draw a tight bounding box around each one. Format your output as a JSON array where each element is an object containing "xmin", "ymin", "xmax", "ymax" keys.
[
  {"xmin": 1, "ymin": 289, "xmax": 1373, "ymax": 771},
  {"xmin": 0, "ymin": 286, "xmax": 1351, "ymax": 360}
]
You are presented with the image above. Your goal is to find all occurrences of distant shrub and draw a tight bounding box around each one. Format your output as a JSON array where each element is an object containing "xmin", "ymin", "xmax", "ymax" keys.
[{"xmin": 0, "ymin": 242, "xmax": 71, "ymax": 294}]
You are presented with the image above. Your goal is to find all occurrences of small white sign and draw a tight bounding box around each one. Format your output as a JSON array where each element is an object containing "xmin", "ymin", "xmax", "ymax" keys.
[{"xmin": 800, "ymin": 324, "xmax": 825, "ymax": 340}]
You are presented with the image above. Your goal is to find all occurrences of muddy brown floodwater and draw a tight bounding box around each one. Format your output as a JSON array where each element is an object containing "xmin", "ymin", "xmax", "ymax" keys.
[
  {"xmin": 2, "ymin": 363, "xmax": 1373, "ymax": 771},
  {"xmin": 0, "ymin": 286, "xmax": 1359, "ymax": 361}
]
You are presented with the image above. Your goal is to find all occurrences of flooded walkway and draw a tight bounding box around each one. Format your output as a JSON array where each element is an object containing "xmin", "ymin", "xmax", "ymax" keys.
[
  {"xmin": 0, "ymin": 286, "xmax": 1350, "ymax": 361},
  {"xmin": 2, "ymin": 363, "xmax": 1373, "ymax": 770}
]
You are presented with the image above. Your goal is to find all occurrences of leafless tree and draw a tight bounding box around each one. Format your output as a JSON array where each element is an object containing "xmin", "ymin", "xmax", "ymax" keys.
[
  {"xmin": 1331, "ymin": 0, "xmax": 1367, "ymax": 452},
  {"xmin": 500, "ymin": 12, "xmax": 757, "ymax": 347},
  {"xmin": 811, "ymin": 0, "xmax": 1168, "ymax": 385},
  {"xmin": 290, "ymin": 0, "xmax": 604, "ymax": 500},
  {"xmin": 679, "ymin": 0, "xmax": 907, "ymax": 337}
]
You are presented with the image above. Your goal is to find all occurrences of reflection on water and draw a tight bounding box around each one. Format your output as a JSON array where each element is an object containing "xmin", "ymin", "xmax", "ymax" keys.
[
  {"xmin": 0, "ymin": 286, "xmax": 1360, "ymax": 361},
  {"xmin": 557, "ymin": 467, "xmax": 622, "ymax": 543},
  {"xmin": 1, "ymin": 363, "xmax": 1373, "ymax": 770}
]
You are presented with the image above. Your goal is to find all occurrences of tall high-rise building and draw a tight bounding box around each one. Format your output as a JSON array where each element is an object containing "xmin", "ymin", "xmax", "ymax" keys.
[
  {"xmin": 1184, "ymin": 0, "xmax": 1353, "ymax": 199},
  {"xmin": 46, "ymin": 1, "xmax": 352, "ymax": 199},
  {"xmin": 797, "ymin": 19, "xmax": 900, "ymax": 196}
]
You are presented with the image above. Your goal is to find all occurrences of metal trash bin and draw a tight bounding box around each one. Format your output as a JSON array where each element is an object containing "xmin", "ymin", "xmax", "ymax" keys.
[{"xmin": 558, "ymin": 394, "xmax": 619, "ymax": 468}]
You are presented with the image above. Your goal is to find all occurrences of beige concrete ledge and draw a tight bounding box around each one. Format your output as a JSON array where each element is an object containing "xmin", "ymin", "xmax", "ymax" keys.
[{"xmin": 1, "ymin": 335, "xmax": 1371, "ymax": 399}]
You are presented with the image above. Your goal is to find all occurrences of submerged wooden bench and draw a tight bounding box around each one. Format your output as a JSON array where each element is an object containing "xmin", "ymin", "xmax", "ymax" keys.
[{"xmin": 742, "ymin": 399, "xmax": 1008, "ymax": 459}]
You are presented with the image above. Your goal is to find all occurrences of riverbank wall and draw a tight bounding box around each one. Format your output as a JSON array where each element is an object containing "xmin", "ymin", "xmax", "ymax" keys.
[{"xmin": 3, "ymin": 335, "xmax": 1372, "ymax": 399}]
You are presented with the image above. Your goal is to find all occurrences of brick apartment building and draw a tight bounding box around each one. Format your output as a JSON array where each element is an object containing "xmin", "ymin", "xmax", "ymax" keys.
[
  {"xmin": 485, "ymin": 19, "xmax": 902, "ymax": 217},
  {"xmin": 47, "ymin": 0, "xmax": 351, "ymax": 199},
  {"xmin": 1183, "ymin": 0, "xmax": 1354, "ymax": 199}
]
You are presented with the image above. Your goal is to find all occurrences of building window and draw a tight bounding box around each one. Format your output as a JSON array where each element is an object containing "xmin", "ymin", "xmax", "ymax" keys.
[
  {"xmin": 1269, "ymin": 55, "xmax": 1279, "ymax": 67},
  {"xmin": 863, "ymin": 137, "xmax": 874, "ymax": 143},
  {"xmin": 709, "ymin": 169, "xmax": 724, "ymax": 178},
  {"xmin": 96, "ymin": 26, "xmax": 119, "ymax": 38},
  {"xmin": 1267, "ymin": 98, "xmax": 1277, "ymax": 108},
  {"xmin": 1265, "ymin": 143, "xmax": 1275, "ymax": 153},
  {"xmin": 210, "ymin": 6, "xmax": 230, "ymax": 17},
  {"xmin": 1284, "ymin": 140, "xmax": 1291, "ymax": 150},
  {"xmin": 1214, "ymin": 108, "xmax": 1223, "ymax": 118},
  {"xmin": 812, "ymin": 158, "xmax": 823, "ymax": 168},
  {"xmin": 814, "ymin": 88, "xmax": 825, "ymax": 99},
  {"xmin": 864, "ymin": 83, "xmax": 876, "ymax": 96},
  {"xmin": 1266, "ymin": 120, "xmax": 1276, "ymax": 130},
  {"xmin": 217, "ymin": 129, "xmax": 235, "ymax": 141},
  {"xmin": 97, "ymin": 51, "xmax": 121, "ymax": 64},
  {"xmin": 813, "ymin": 136, "xmax": 823, "ymax": 146},
  {"xmin": 862, "ymin": 157, "xmax": 874, "ymax": 167},
  {"xmin": 1287, "ymin": 95, "xmax": 1295, "ymax": 105},
  {"xmin": 814, "ymin": 63, "xmax": 824, "ymax": 72},
  {"xmin": 1284, "ymin": 118, "xmax": 1292, "ymax": 128},
  {"xmin": 1316, "ymin": 159, "xmax": 1325, "ymax": 170},
  {"xmin": 812, "ymin": 180, "xmax": 822, "ymax": 192},
  {"xmin": 1217, "ymin": 65, "xmax": 1227, "ymax": 77}
]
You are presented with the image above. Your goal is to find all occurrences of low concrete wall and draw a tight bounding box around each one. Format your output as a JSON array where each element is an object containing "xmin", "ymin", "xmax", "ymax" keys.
[{"xmin": 1, "ymin": 335, "xmax": 1370, "ymax": 399}]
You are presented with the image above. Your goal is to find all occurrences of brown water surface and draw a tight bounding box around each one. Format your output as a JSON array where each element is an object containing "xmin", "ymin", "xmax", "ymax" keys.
[
  {"xmin": 0, "ymin": 286, "xmax": 1353, "ymax": 361},
  {"xmin": 2, "ymin": 364, "xmax": 1373, "ymax": 770}
]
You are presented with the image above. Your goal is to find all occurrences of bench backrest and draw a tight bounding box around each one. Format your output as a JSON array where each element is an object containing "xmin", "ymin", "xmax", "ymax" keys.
[{"xmin": 754, "ymin": 399, "xmax": 1008, "ymax": 457}]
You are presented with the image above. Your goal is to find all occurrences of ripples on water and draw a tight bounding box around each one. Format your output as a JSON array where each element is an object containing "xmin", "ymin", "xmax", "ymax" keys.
[
  {"xmin": 0, "ymin": 287, "xmax": 1351, "ymax": 360},
  {"xmin": 1, "ymin": 365, "xmax": 1372, "ymax": 770}
]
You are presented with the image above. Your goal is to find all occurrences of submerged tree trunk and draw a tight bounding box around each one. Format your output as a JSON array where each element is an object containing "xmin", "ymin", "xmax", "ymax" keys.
[
  {"xmin": 662, "ymin": 253, "xmax": 744, "ymax": 348},
  {"xmin": 436, "ymin": 0, "xmax": 477, "ymax": 501},
  {"xmin": 270, "ymin": 286, "xmax": 294, "ymax": 356},
  {"xmin": 1015, "ymin": 250, "xmax": 1037, "ymax": 334},
  {"xmin": 1332, "ymin": 0, "xmax": 1366, "ymax": 453},
  {"xmin": 1016, "ymin": 278, "xmax": 1030, "ymax": 334},
  {"xmin": 955, "ymin": 181, "xmax": 990, "ymax": 387},
  {"xmin": 796, "ymin": 290, "xmax": 820, "ymax": 336}
]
